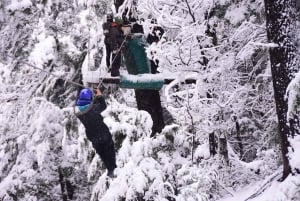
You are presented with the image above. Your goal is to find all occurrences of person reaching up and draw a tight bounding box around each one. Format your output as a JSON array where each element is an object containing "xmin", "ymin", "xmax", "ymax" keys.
[{"xmin": 74, "ymin": 88, "xmax": 117, "ymax": 178}]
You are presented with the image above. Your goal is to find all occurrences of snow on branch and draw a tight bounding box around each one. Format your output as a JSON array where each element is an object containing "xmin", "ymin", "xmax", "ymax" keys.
[{"xmin": 248, "ymin": 42, "xmax": 279, "ymax": 48}]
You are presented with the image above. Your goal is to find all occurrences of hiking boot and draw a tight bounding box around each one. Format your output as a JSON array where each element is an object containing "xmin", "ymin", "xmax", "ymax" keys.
[
  {"xmin": 111, "ymin": 72, "xmax": 120, "ymax": 77},
  {"xmin": 107, "ymin": 170, "xmax": 116, "ymax": 178}
]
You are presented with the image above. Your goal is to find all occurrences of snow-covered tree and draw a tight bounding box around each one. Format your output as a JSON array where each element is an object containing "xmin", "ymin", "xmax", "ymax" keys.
[
  {"xmin": 264, "ymin": 0, "xmax": 300, "ymax": 179},
  {"xmin": 1, "ymin": 0, "xmax": 300, "ymax": 200}
]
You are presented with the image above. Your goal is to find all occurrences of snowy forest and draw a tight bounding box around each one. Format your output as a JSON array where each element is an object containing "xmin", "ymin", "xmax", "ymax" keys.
[{"xmin": 1, "ymin": 0, "xmax": 300, "ymax": 200}]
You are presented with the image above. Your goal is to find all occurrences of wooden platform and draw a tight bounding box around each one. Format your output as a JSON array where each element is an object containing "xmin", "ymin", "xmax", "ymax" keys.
[{"xmin": 82, "ymin": 70, "xmax": 197, "ymax": 86}]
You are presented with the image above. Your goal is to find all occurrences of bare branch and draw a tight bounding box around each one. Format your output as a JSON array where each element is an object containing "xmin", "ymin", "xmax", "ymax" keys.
[{"xmin": 184, "ymin": 0, "xmax": 196, "ymax": 23}]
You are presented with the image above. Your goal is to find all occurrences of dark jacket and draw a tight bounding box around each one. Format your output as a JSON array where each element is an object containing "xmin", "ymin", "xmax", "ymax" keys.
[
  {"xmin": 75, "ymin": 96, "xmax": 111, "ymax": 143},
  {"xmin": 102, "ymin": 21, "xmax": 111, "ymax": 44},
  {"xmin": 109, "ymin": 22, "xmax": 124, "ymax": 51},
  {"xmin": 147, "ymin": 26, "xmax": 164, "ymax": 44},
  {"xmin": 132, "ymin": 22, "xmax": 144, "ymax": 34}
]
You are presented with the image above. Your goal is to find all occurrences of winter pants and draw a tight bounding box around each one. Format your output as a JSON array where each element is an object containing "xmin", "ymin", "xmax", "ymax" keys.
[
  {"xmin": 135, "ymin": 89, "xmax": 165, "ymax": 136},
  {"xmin": 105, "ymin": 42, "xmax": 111, "ymax": 69},
  {"xmin": 111, "ymin": 51, "xmax": 121, "ymax": 77},
  {"xmin": 90, "ymin": 134, "xmax": 116, "ymax": 171},
  {"xmin": 150, "ymin": 59, "xmax": 159, "ymax": 74}
]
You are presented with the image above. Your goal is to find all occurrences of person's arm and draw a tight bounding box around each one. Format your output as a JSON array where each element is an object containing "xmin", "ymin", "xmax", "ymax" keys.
[
  {"xmin": 93, "ymin": 88, "xmax": 107, "ymax": 113},
  {"xmin": 103, "ymin": 22, "xmax": 110, "ymax": 37}
]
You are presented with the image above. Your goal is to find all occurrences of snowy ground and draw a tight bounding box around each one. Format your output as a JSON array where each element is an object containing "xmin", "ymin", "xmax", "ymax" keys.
[{"xmin": 218, "ymin": 170, "xmax": 300, "ymax": 201}]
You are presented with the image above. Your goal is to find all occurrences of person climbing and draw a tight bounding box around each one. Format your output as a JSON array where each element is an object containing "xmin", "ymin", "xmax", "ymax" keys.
[
  {"xmin": 108, "ymin": 17, "xmax": 124, "ymax": 77},
  {"xmin": 74, "ymin": 88, "xmax": 117, "ymax": 178},
  {"xmin": 102, "ymin": 13, "xmax": 113, "ymax": 71},
  {"xmin": 146, "ymin": 19, "xmax": 165, "ymax": 74}
]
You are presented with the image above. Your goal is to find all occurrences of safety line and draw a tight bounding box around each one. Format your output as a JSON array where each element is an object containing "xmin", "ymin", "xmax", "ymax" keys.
[
  {"xmin": 6, "ymin": 54, "xmax": 86, "ymax": 88},
  {"xmin": 97, "ymin": 33, "xmax": 129, "ymax": 88},
  {"xmin": 6, "ymin": 25, "xmax": 130, "ymax": 89}
]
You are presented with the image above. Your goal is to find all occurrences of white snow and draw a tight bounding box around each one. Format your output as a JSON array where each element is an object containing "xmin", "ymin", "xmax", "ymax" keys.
[
  {"xmin": 225, "ymin": 5, "xmax": 247, "ymax": 25},
  {"xmin": 288, "ymin": 135, "xmax": 300, "ymax": 171},
  {"xmin": 6, "ymin": 0, "xmax": 32, "ymax": 12},
  {"xmin": 218, "ymin": 172, "xmax": 300, "ymax": 201},
  {"xmin": 29, "ymin": 36, "xmax": 56, "ymax": 68},
  {"xmin": 1, "ymin": 0, "xmax": 300, "ymax": 200}
]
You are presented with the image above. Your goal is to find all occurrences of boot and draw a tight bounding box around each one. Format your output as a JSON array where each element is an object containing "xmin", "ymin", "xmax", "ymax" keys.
[{"xmin": 107, "ymin": 169, "xmax": 116, "ymax": 178}]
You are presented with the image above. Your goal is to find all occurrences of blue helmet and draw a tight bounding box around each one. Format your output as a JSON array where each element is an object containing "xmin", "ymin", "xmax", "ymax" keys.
[{"xmin": 77, "ymin": 88, "xmax": 93, "ymax": 106}]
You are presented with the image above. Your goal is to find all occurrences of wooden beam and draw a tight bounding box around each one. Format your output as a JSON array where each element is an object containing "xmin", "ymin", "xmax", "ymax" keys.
[
  {"xmin": 92, "ymin": 77, "xmax": 196, "ymax": 85},
  {"xmin": 163, "ymin": 78, "xmax": 196, "ymax": 84},
  {"xmin": 101, "ymin": 77, "xmax": 120, "ymax": 84}
]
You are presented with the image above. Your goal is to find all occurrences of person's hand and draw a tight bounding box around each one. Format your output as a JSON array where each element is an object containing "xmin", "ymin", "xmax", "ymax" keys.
[{"xmin": 95, "ymin": 88, "xmax": 102, "ymax": 96}]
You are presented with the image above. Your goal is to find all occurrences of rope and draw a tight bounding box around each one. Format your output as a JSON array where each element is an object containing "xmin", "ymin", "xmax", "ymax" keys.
[
  {"xmin": 87, "ymin": 4, "xmax": 96, "ymax": 89},
  {"xmin": 6, "ymin": 16, "xmax": 130, "ymax": 90},
  {"xmin": 97, "ymin": 33, "xmax": 129, "ymax": 88},
  {"xmin": 6, "ymin": 54, "xmax": 86, "ymax": 88},
  {"xmin": 5, "ymin": 36, "xmax": 129, "ymax": 90},
  {"xmin": 107, "ymin": 34, "xmax": 129, "ymax": 71}
]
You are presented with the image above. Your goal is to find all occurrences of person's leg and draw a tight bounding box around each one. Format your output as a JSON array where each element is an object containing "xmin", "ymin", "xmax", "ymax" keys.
[
  {"xmin": 111, "ymin": 51, "xmax": 121, "ymax": 76},
  {"xmin": 102, "ymin": 141, "xmax": 117, "ymax": 171},
  {"xmin": 91, "ymin": 135, "xmax": 116, "ymax": 172},
  {"xmin": 150, "ymin": 60, "xmax": 158, "ymax": 74},
  {"xmin": 105, "ymin": 43, "xmax": 111, "ymax": 69},
  {"xmin": 135, "ymin": 89, "xmax": 165, "ymax": 136}
]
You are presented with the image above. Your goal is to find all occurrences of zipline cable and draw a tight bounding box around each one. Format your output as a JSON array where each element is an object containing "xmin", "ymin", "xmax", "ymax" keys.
[
  {"xmin": 5, "ymin": 54, "xmax": 86, "ymax": 88},
  {"xmin": 5, "ymin": 20, "xmax": 130, "ymax": 90},
  {"xmin": 97, "ymin": 33, "xmax": 129, "ymax": 88}
]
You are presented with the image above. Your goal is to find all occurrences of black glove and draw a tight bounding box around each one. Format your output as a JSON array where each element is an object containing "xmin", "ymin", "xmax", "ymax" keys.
[{"xmin": 98, "ymin": 83, "xmax": 106, "ymax": 92}]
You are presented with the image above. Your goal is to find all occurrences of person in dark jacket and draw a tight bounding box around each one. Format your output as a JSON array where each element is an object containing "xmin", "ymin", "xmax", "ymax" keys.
[
  {"xmin": 102, "ymin": 13, "xmax": 114, "ymax": 70},
  {"xmin": 74, "ymin": 88, "xmax": 116, "ymax": 178},
  {"xmin": 108, "ymin": 20, "xmax": 124, "ymax": 77},
  {"xmin": 146, "ymin": 19, "xmax": 165, "ymax": 74},
  {"xmin": 102, "ymin": 14, "xmax": 124, "ymax": 76}
]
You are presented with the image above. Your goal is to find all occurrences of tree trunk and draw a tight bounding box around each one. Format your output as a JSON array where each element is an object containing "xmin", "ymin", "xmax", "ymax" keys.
[
  {"xmin": 135, "ymin": 89, "xmax": 165, "ymax": 137},
  {"xmin": 209, "ymin": 132, "xmax": 217, "ymax": 156},
  {"xmin": 235, "ymin": 120, "xmax": 244, "ymax": 159},
  {"xmin": 114, "ymin": 0, "xmax": 125, "ymax": 13},
  {"xmin": 264, "ymin": 0, "xmax": 298, "ymax": 180}
]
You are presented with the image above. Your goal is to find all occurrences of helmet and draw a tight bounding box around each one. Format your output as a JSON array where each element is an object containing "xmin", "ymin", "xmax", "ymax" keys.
[
  {"xmin": 114, "ymin": 16, "xmax": 123, "ymax": 25},
  {"xmin": 107, "ymin": 13, "xmax": 113, "ymax": 22},
  {"xmin": 77, "ymin": 88, "xmax": 93, "ymax": 106}
]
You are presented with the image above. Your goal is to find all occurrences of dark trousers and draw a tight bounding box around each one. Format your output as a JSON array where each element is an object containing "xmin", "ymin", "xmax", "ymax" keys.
[
  {"xmin": 111, "ymin": 51, "xmax": 121, "ymax": 77},
  {"xmin": 150, "ymin": 59, "xmax": 159, "ymax": 74},
  {"xmin": 91, "ymin": 136, "xmax": 116, "ymax": 171},
  {"xmin": 105, "ymin": 42, "xmax": 111, "ymax": 69},
  {"xmin": 135, "ymin": 89, "xmax": 165, "ymax": 136}
]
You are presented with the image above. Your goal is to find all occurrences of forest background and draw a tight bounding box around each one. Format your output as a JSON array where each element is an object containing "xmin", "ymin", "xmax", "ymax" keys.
[{"xmin": 0, "ymin": 0, "xmax": 300, "ymax": 200}]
